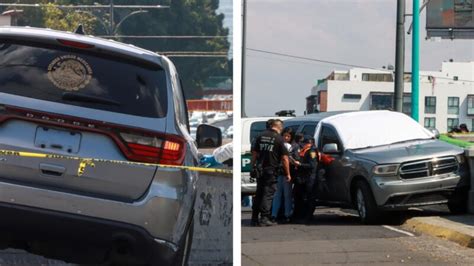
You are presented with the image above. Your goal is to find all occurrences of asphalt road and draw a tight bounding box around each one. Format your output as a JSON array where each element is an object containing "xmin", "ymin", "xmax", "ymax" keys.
[{"xmin": 242, "ymin": 207, "xmax": 474, "ymax": 265}]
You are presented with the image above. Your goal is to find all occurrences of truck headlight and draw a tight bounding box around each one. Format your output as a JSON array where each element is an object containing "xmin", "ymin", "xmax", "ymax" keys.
[
  {"xmin": 373, "ymin": 164, "xmax": 399, "ymax": 176},
  {"xmin": 456, "ymin": 154, "xmax": 465, "ymax": 164}
]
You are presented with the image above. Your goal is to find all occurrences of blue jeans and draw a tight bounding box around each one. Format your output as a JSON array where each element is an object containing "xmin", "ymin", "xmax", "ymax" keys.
[{"xmin": 271, "ymin": 175, "xmax": 293, "ymax": 218}]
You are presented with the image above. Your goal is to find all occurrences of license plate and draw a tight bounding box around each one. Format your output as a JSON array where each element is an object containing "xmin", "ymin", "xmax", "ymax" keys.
[{"xmin": 34, "ymin": 127, "xmax": 81, "ymax": 153}]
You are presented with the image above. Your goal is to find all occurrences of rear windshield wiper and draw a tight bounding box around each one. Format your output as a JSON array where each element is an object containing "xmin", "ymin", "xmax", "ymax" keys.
[{"xmin": 62, "ymin": 92, "xmax": 121, "ymax": 106}]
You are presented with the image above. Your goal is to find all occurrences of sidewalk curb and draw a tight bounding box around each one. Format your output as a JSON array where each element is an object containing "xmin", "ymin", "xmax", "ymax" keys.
[{"xmin": 401, "ymin": 217, "xmax": 474, "ymax": 248}]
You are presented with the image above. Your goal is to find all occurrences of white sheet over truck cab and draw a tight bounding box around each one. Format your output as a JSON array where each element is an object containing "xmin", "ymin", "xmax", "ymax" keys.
[{"xmin": 314, "ymin": 111, "xmax": 434, "ymax": 150}]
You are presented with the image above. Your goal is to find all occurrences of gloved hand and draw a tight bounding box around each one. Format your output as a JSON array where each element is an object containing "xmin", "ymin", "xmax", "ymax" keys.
[{"xmin": 199, "ymin": 155, "xmax": 221, "ymax": 168}]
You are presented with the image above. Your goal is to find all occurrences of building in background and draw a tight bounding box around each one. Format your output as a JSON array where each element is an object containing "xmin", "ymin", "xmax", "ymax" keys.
[
  {"xmin": 187, "ymin": 75, "xmax": 232, "ymax": 112},
  {"xmin": 0, "ymin": 15, "xmax": 10, "ymax": 26},
  {"xmin": 202, "ymin": 76, "xmax": 233, "ymax": 100},
  {"xmin": 307, "ymin": 61, "xmax": 474, "ymax": 133}
]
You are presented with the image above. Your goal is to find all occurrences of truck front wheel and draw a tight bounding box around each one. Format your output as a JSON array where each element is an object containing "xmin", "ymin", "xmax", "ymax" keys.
[
  {"xmin": 354, "ymin": 180, "xmax": 380, "ymax": 225},
  {"xmin": 448, "ymin": 188, "xmax": 468, "ymax": 214}
]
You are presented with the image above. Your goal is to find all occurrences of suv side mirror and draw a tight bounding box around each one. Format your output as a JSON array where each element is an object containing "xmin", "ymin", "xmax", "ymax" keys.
[
  {"xmin": 196, "ymin": 124, "xmax": 222, "ymax": 148},
  {"xmin": 323, "ymin": 143, "xmax": 339, "ymax": 154},
  {"xmin": 430, "ymin": 128, "xmax": 440, "ymax": 139}
]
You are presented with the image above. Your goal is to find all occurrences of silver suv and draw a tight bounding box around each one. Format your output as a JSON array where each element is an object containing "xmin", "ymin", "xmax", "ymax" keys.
[
  {"xmin": 0, "ymin": 27, "xmax": 218, "ymax": 265},
  {"xmin": 314, "ymin": 111, "xmax": 469, "ymax": 224}
]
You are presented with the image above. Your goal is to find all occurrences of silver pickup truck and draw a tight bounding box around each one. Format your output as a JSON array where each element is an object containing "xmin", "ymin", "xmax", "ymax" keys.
[{"xmin": 311, "ymin": 111, "xmax": 469, "ymax": 224}]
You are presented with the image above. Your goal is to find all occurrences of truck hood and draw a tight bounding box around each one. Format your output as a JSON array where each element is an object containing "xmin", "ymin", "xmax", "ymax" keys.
[{"xmin": 352, "ymin": 139, "xmax": 464, "ymax": 164}]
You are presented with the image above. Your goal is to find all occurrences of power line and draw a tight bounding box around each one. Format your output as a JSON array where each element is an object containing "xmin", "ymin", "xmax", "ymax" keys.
[
  {"xmin": 247, "ymin": 54, "xmax": 337, "ymax": 68},
  {"xmin": 0, "ymin": 4, "xmax": 169, "ymax": 9},
  {"xmin": 98, "ymin": 35, "xmax": 229, "ymax": 39},
  {"xmin": 165, "ymin": 54, "xmax": 229, "ymax": 58},
  {"xmin": 158, "ymin": 51, "xmax": 228, "ymax": 54},
  {"xmin": 248, "ymin": 47, "xmax": 474, "ymax": 83},
  {"xmin": 158, "ymin": 51, "xmax": 230, "ymax": 58},
  {"xmin": 247, "ymin": 48, "xmax": 383, "ymax": 71}
]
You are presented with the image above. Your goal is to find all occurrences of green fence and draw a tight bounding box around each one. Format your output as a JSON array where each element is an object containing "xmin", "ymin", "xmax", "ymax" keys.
[{"xmin": 440, "ymin": 134, "xmax": 474, "ymax": 148}]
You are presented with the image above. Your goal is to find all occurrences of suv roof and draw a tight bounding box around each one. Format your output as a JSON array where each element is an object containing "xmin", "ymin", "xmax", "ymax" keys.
[
  {"xmin": 285, "ymin": 111, "xmax": 354, "ymax": 123},
  {"xmin": 242, "ymin": 116, "xmax": 291, "ymax": 123},
  {"xmin": 0, "ymin": 26, "xmax": 164, "ymax": 66}
]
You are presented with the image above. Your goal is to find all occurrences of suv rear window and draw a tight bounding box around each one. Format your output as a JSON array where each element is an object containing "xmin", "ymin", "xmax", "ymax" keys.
[
  {"xmin": 0, "ymin": 41, "xmax": 167, "ymax": 118},
  {"xmin": 301, "ymin": 124, "xmax": 316, "ymax": 137}
]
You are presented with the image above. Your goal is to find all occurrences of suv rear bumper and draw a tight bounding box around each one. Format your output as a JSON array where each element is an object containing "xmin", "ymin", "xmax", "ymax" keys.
[
  {"xmin": 0, "ymin": 202, "xmax": 183, "ymax": 264},
  {"xmin": 0, "ymin": 170, "xmax": 197, "ymax": 248},
  {"xmin": 370, "ymin": 167, "xmax": 469, "ymax": 209}
]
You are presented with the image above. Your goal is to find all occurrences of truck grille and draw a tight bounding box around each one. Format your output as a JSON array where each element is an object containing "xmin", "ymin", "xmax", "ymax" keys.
[{"xmin": 399, "ymin": 157, "xmax": 458, "ymax": 179}]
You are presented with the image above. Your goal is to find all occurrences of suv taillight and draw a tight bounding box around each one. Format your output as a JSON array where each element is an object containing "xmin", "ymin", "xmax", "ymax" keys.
[
  {"xmin": 0, "ymin": 105, "xmax": 186, "ymax": 166},
  {"xmin": 119, "ymin": 132, "xmax": 186, "ymax": 165}
]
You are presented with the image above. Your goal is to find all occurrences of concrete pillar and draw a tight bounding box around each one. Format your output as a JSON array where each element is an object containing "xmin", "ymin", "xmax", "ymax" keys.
[
  {"xmin": 191, "ymin": 171, "xmax": 233, "ymax": 264},
  {"xmin": 464, "ymin": 147, "xmax": 474, "ymax": 213}
]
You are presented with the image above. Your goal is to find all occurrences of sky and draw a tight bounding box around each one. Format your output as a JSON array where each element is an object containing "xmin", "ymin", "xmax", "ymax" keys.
[{"xmin": 243, "ymin": 0, "xmax": 474, "ymax": 116}]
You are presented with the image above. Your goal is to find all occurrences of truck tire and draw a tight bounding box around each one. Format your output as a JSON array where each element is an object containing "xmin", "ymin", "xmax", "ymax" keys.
[
  {"xmin": 354, "ymin": 180, "xmax": 380, "ymax": 225},
  {"xmin": 448, "ymin": 188, "xmax": 468, "ymax": 214}
]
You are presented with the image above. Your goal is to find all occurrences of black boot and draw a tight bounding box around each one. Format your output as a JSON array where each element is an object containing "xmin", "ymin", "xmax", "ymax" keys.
[
  {"xmin": 251, "ymin": 212, "xmax": 260, "ymax": 226},
  {"xmin": 260, "ymin": 217, "xmax": 276, "ymax": 226}
]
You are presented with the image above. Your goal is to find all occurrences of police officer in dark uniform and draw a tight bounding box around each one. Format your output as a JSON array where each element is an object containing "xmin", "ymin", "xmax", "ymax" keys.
[{"xmin": 250, "ymin": 119, "xmax": 291, "ymax": 226}]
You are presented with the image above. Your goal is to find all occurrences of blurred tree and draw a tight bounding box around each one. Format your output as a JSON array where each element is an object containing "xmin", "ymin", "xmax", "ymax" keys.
[
  {"xmin": 42, "ymin": 3, "xmax": 99, "ymax": 33},
  {"xmin": 115, "ymin": 0, "xmax": 231, "ymax": 99}
]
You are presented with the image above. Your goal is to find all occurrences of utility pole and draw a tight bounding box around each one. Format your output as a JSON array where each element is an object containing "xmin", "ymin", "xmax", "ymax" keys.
[
  {"xmin": 110, "ymin": 0, "xmax": 115, "ymax": 35},
  {"xmin": 411, "ymin": 0, "xmax": 420, "ymax": 121},
  {"xmin": 241, "ymin": 0, "xmax": 247, "ymax": 117},
  {"xmin": 394, "ymin": 0, "xmax": 405, "ymax": 112}
]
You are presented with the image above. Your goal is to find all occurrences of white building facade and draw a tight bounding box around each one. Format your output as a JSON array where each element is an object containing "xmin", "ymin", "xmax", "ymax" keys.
[
  {"xmin": 0, "ymin": 15, "xmax": 11, "ymax": 26},
  {"xmin": 308, "ymin": 62, "xmax": 474, "ymax": 133}
]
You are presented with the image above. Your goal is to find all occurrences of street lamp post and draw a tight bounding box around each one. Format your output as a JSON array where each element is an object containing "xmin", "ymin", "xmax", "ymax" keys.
[
  {"xmin": 241, "ymin": 0, "xmax": 247, "ymax": 118},
  {"xmin": 75, "ymin": 6, "xmax": 149, "ymax": 36},
  {"xmin": 394, "ymin": 0, "xmax": 405, "ymax": 113},
  {"xmin": 114, "ymin": 10, "xmax": 148, "ymax": 35},
  {"xmin": 109, "ymin": 0, "xmax": 115, "ymax": 34},
  {"xmin": 411, "ymin": 0, "xmax": 420, "ymax": 121}
]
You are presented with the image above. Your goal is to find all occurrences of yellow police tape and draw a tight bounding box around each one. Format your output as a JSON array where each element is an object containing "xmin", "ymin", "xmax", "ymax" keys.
[{"xmin": 0, "ymin": 149, "xmax": 233, "ymax": 176}]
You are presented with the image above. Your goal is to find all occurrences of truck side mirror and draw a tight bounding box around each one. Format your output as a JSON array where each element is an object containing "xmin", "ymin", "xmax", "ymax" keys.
[
  {"xmin": 323, "ymin": 143, "xmax": 339, "ymax": 154},
  {"xmin": 196, "ymin": 124, "xmax": 222, "ymax": 148},
  {"xmin": 430, "ymin": 128, "xmax": 440, "ymax": 139}
]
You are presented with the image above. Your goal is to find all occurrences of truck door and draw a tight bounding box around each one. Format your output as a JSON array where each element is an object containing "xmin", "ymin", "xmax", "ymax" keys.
[{"xmin": 318, "ymin": 125, "xmax": 351, "ymax": 203}]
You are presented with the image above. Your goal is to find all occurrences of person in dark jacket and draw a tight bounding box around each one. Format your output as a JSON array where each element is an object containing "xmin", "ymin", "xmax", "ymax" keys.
[
  {"xmin": 291, "ymin": 133, "xmax": 304, "ymax": 157},
  {"xmin": 292, "ymin": 137, "xmax": 314, "ymax": 220},
  {"xmin": 271, "ymin": 127, "xmax": 295, "ymax": 223},
  {"xmin": 250, "ymin": 119, "xmax": 291, "ymax": 226},
  {"xmin": 298, "ymin": 147, "xmax": 320, "ymax": 223}
]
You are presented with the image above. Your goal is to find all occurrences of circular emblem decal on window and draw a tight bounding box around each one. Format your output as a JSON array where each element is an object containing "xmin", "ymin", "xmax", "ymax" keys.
[{"xmin": 47, "ymin": 55, "xmax": 92, "ymax": 91}]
